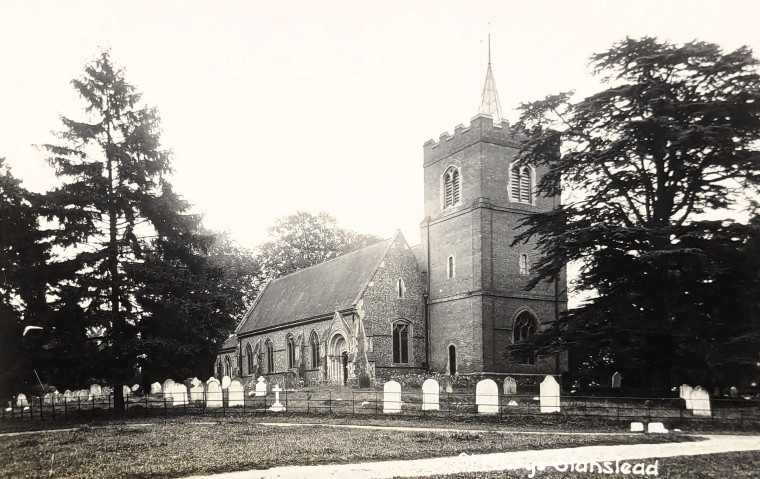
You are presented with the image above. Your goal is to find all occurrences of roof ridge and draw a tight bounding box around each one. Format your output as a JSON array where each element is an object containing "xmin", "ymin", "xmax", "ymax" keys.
[
  {"xmin": 264, "ymin": 235, "xmax": 394, "ymax": 285},
  {"xmin": 352, "ymin": 230, "xmax": 402, "ymax": 306}
]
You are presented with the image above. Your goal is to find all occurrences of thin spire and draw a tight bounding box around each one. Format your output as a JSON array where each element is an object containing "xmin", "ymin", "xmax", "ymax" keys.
[{"xmin": 478, "ymin": 33, "xmax": 503, "ymax": 123}]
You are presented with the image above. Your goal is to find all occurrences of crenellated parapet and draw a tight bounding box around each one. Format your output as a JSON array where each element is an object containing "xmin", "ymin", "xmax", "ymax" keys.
[{"xmin": 423, "ymin": 114, "xmax": 527, "ymax": 165}]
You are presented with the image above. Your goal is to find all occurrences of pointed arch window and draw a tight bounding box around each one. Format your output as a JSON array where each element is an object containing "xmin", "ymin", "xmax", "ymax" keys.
[
  {"xmin": 519, "ymin": 254, "xmax": 530, "ymax": 276},
  {"xmin": 286, "ymin": 335, "xmax": 296, "ymax": 369},
  {"xmin": 246, "ymin": 343, "xmax": 254, "ymax": 375},
  {"xmin": 510, "ymin": 165, "xmax": 532, "ymax": 204},
  {"xmin": 310, "ymin": 331, "xmax": 320, "ymax": 369},
  {"xmin": 513, "ymin": 311, "xmax": 537, "ymax": 365},
  {"xmin": 224, "ymin": 356, "xmax": 232, "ymax": 377},
  {"xmin": 396, "ymin": 278, "xmax": 406, "ymax": 299},
  {"xmin": 443, "ymin": 167, "xmax": 461, "ymax": 208},
  {"xmin": 392, "ymin": 321, "xmax": 411, "ymax": 364},
  {"xmin": 265, "ymin": 339, "xmax": 274, "ymax": 373}
]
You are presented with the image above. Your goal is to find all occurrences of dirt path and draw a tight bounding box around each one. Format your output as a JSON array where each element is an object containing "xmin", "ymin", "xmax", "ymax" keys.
[{"xmin": 181, "ymin": 433, "xmax": 760, "ymax": 479}]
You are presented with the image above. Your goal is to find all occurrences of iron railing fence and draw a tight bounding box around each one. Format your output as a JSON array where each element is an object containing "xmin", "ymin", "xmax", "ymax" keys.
[{"xmin": 3, "ymin": 390, "xmax": 758, "ymax": 426}]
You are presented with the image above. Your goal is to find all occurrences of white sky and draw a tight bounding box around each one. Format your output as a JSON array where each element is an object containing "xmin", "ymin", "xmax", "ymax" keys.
[{"xmin": 2, "ymin": 0, "xmax": 759, "ymax": 250}]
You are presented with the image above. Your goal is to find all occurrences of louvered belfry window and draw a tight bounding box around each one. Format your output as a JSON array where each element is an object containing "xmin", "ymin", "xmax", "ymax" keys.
[
  {"xmin": 510, "ymin": 165, "xmax": 532, "ymax": 204},
  {"xmin": 443, "ymin": 167, "xmax": 460, "ymax": 208}
]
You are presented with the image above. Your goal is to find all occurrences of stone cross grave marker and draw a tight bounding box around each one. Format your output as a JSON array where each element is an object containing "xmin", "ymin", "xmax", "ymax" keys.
[
  {"xmin": 503, "ymin": 376, "xmax": 517, "ymax": 395},
  {"xmin": 540, "ymin": 375, "xmax": 561, "ymax": 413},
  {"xmin": 255, "ymin": 377, "xmax": 268, "ymax": 396},
  {"xmin": 691, "ymin": 386, "xmax": 712, "ymax": 417},
  {"xmin": 476, "ymin": 379, "xmax": 499, "ymax": 415},
  {"xmin": 150, "ymin": 382, "xmax": 162, "ymax": 395},
  {"xmin": 383, "ymin": 380, "xmax": 402, "ymax": 414},
  {"xmin": 269, "ymin": 385, "xmax": 285, "ymax": 412},
  {"xmin": 222, "ymin": 375, "xmax": 231, "ymax": 390},
  {"xmin": 611, "ymin": 372, "xmax": 622, "ymax": 389},
  {"xmin": 679, "ymin": 384, "xmax": 694, "ymax": 411},
  {"xmin": 228, "ymin": 380, "xmax": 244, "ymax": 407},
  {"xmin": 422, "ymin": 379, "xmax": 440, "ymax": 411},
  {"xmin": 206, "ymin": 378, "xmax": 222, "ymax": 408}
]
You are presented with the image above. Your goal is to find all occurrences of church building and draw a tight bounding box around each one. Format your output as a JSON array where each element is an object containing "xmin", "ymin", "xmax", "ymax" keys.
[{"xmin": 217, "ymin": 59, "xmax": 567, "ymax": 385}]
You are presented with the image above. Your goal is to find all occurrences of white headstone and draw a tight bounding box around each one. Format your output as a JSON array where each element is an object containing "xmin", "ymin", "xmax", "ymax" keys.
[
  {"xmin": 648, "ymin": 422, "xmax": 668, "ymax": 433},
  {"xmin": 691, "ymin": 386, "xmax": 711, "ymax": 417},
  {"xmin": 190, "ymin": 382, "xmax": 205, "ymax": 402},
  {"xmin": 255, "ymin": 377, "xmax": 268, "ymax": 397},
  {"xmin": 221, "ymin": 375, "xmax": 231, "ymax": 390},
  {"xmin": 172, "ymin": 384, "xmax": 188, "ymax": 405},
  {"xmin": 475, "ymin": 379, "xmax": 499, "ymax": 415},
  {"xmin": 163, "ymin": 379, "xmax": 175, "ymax": 394},
  {"xmin": 507, "ymin": 400, "xmax": 519, "ymax": 407},
  {"xmin": 679, "ymin": 384, "xmax": 694, "ymax": 410},
  {"xmin": 383, "ymin": 380, "xmax": 402, "ymax": 414},
  {"xmin": 612, "ymin": 372, "xmax": 622, "ymax": 389},
  {"xmin": 150, "ymin": 382, "xmax": 162, "ymax": 394},
  {"xmin": 63, "ymin": 390, "xmax": 73, "ymax": 403},
  {"xmin": 269, "ymin": 384, "xmax": 285, "ymax": 412},
  {"xmin": 729, "ymin": 386, "xmax": 739, "ymax": 398},
  {"xmin": 206, "ymin": 378, "xmax": 222, "ymax": 408},
  {"xmin": 422, "ymin": 379, "xmax": 440, "ymax": 411},
  {"xmin": 228, "ymin": 380, "xmax": 244, "ymax": 407},
  {"xmin": 90, "ymin": 384, "xmax": 102, "ymax": 397},
  {"xmin": 630, "ymin": 422, "xmax": 644, "ymax": 432},
  {"xmin": 43, "ymin": 393, "xmax": 53, "ymax": 405},
  {"xmin": 191, "ymin": 377, "xmax": 202, "ymax": 387},
  {"xmin": 131, "ymin": 384, "xmax": 140, "ymax": 392},
  {"xmin": 122, "ymin": 385, "xmax": 132, "ymax": 397},
  {"xmin": 503, "ymin": 376, "xmax": 517, "ymax": 395},
  {"xmin": 540, "ymin": 375, "xmax": 561, "ymax": 413}
]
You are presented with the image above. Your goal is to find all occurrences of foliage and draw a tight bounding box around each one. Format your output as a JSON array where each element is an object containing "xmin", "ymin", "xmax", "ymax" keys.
[
  {"xmin": 258, "ymin": 211, "xmax": 382, "ymax": 279},
  {"xmin": 511, "ymin": 37, "xmax": 760, "ymax": 392}
]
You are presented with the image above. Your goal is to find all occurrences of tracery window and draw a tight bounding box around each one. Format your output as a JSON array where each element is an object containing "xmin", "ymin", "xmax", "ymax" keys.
[
  {"xmin": 443, "ymin": 167, "xmax": 461, "ymax": 208},
  {"xmin": 519, "ymin": 254, "xmax": 530, "ymax": 276},
  {"xmin": 265, "ymin": 339, "xmax": 274, "ymax": 373},
  {"xmin": 310, "ymin": 331, "xmax": 320, "ymax": 369},
  {"xmin": 246, "ymin": 343, "xmax": 254, "ymax": 374},
  {"xmin": 392, "ymin": 321, "xmax": 410, "ymax": 364},
  {"xmin": 286, "ymin": 335, "xmax": 296, "ymax": 369},
  {"xmin": 513, "ymin": 311, "xmax": 537, "ymax": 365},
  {"xmin": 510, "ymin": 165, "xmax": 532, "ymax": 204}
]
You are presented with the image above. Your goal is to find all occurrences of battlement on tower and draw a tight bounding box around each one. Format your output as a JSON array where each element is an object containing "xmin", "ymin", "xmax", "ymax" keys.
[{"xmin": 423, "ymin": 114, "xmax": 526, "ymax": 165}]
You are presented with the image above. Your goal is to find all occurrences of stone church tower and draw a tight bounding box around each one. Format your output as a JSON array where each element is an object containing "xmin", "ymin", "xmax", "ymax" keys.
[{"xmin": 420, "ymin": 57, "xmax": 567, "ymax": 376}]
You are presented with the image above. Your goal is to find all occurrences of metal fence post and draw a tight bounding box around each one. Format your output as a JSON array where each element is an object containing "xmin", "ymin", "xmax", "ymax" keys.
[
  {"xmin": 352, "ymin": 391, "xmax": 355, "ymax": 415},
  {"xmin": 329, "ymin": 390, "xmax": 332, "ymax": 414},
  {"xmin": 375, "ymin": 391, "xmax": 378, "ymax": 415},
  {"xmin": 164, "ymin": 395, "xmax": 167, "ymax": 417},
  {"xmin": 145, "ymin": 395, "xmax": 148, "ymax": 417}
]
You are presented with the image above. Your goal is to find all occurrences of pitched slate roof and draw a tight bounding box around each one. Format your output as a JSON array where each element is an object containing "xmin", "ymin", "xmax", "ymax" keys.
[
  {"xmin": 220, "ymin": 335, "xmax": 237, "ymax": 352},
  {"xmin": 236, "ymin": 235, "xmax": 396, "ymax": 335}
]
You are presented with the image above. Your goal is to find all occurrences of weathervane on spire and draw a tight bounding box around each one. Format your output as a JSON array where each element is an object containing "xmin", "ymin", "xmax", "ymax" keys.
[{"xmin": 478, "ymin": 31, "xmax": 503, "ymax": 123}]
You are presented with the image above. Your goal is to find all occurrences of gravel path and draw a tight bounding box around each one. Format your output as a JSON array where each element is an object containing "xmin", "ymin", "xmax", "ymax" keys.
[{"xmin": 182, "ymin": 433, "xmax": 760, "ymax": 479}]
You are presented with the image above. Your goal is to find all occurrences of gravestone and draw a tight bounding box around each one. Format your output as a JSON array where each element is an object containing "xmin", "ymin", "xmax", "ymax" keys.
[
  {"xmin": 191, "ymin": 377, "xmax": 202, "ymax": 388},
  {"xmin": 131, "ymin": 384, "xmax": 140, "ymax": 393},
  {"xmin": 540, "ymin": 376, "xmax": 561, "ymax": 413},
  {"xmin": 16, "ymin": 394, "xmax": 28, "ymax": 407},
  {"xmin": 358, "ymin": 372, "xmax": 371, "ymax": 389},
  {"xmin": 630, "ymin": 422, "xmax": 644, "ymax": 432},
  {"xmin": 228, "ymin": 380, "xmax": 244, "ymax": 407},
  {"xmin": 76, "ymin": 389, "xmax": 90, "ymax": 400},
  {"xmin": 679, "ymin": 384, "xmax": 694, "ymax": 411},
  {"xmin": 206, "ymin": 378, "xmax": 222, "ymax": 408},
  {"xmin": 611, "ymin": 372, "xmax": 622, "ymax": 389},
  {"xmin": 691, "ymin": 386, "xmax": 711, "ymax": 417},
  {"xmin": 42, "ymin": 393, "xmax": 53, "ymax": 405},
  {"xmin": 507, "ymin": 400, "xmax": 519, "ymax": 407},
  {"xmin": 422, "ymin": 379, "xmax": 440, "ymax": 411},
  {"xmin": 90, "ymin": 384, "xmax": 102, "ymax": 397},
  {"xmin": 190, "ymin": 382, "xmax": 205, "ymax": 402},
  {"xmin": 172, "ymin": 384, "xmax": 188, "ymax": 405},
  {"xmin": 383, "ymin": 380, "xmax": 402, "ymax": 414},
  {"xmin": 439, "ymin": 376, "xmax": 453, "ymax": 393},
  {"xmin": 269, "ymin": 385, "xmax": 285, "ymax": 412},
  {"xmin": 63, "ymin": 390, "xmax": 73, "ymax": 403},
  {"xmin": 221, "ymin": 375, "xmax": 231, "ymax": 390},
  {"xmin": 255, "ymin": 377, "xmax": 268, "ymax": 396},
  {"xmin": 729, "ymin": 386, "xmax": 739, "ymax": 399},
  {"xmin": 475, "ymin": 379, "xmax": 499, "ymax": 415},
  {"xmin": 122, "ymin": 385, "xmax": 132, "ymax": 398},
  {"xmin": 502, "ymin": 376, "xmax": 517, "ymax": 395},
  {"xmin": 163, "ymin": 379, "xmax": 175, "ymax": 394},
  {"xmin": 101, "ymin": 386, "xmax": 112, "ymax": 397},
  {"xmin": 150, "ymin": 382, "xmax": 162, "ymax": 395},
  {"xmin": 647, "ymin": 422, "xmax": 668, "ymax": 433},
  {"xmin": 284, "ymin": 371, "xmax": 298, "ymax": 390}
]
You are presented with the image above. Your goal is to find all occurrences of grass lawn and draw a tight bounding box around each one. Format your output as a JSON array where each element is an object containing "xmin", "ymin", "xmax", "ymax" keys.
[
  {"xmin": 403, "ymin": 451, "xmax": 760, "ymax": 478},
  {"xmin": 0, "ymin": 415, "xmax": 697, "ymax": 479}
]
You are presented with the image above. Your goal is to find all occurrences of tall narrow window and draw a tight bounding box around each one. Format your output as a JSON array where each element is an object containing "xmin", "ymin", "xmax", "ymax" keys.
[
  {"xmin": 224, "ymin": 356, "xmax": 231, "ymax": 377},
  {"xmin": 286, "ymin": 335, "xmax": 295, "ymax": 369},
  {"xmin": 447, "ymin": 256, "xmax": 455, "ymax": 279},
  {"xmin": 396, "ymin": 278, "xmax": 406, "ymax": 299},
  {"xmin": 448, "ymin": 345, "xmax": 457, "ymax": 375},
  {"xmin": 513, "ymin": 311, "xmax": 537, "ymax": 365},
  {"xmin": 310, "ymin": 331, "xmax": 320, "ymax": 369},
  {"xmin": 392, "ymin": 322, "xmax": 410, "ymax": 364},
  {"xmin": 510, "ymin": 165, "xmax": 532, "ymax": 203},
  {"xmin": 443, "ymin": 167, "xmax": 461, "ymax": 208},
  {"xmin": 519, "ymin": 254, "xmax": 529, "ymax": 276},
  {"xmin": 246, "ymin": 343, "xmax": 254, "ymax": 375},
  {"xmin": 265, "ymin": 339, "xmax": 274, "ymax": 373}
]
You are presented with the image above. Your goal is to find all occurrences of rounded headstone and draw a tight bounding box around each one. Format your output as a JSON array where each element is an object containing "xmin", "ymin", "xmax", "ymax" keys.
[{"xmin": 221, "ymin": 375, "xmax": 231, "ymax": 390}]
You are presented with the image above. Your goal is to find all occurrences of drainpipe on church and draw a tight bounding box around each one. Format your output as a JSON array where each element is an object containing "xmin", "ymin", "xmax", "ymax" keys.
[{"xmin": 424, "ymin": 216, "xmax": 431, "ymax": 369}]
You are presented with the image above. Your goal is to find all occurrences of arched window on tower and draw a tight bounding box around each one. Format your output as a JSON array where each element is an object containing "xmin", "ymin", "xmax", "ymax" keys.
[
  {"xmin": 392, "ymin": 321, "xmax": 411, "ymax": 364},
  {"xmin": 246, "ymin": 343, "xmax": 254, "ymax": 375},
  {"xmin": 510, "ymin": 165, "xmax": 532, "ymax": 204},
  {"xmin": 286, "ymin": 335, "xmax": 296, "ymax": 369},
  {"xmin": 310, "ymin": 331, "xmax": 320, "ymax": 369},
  {"xmin": 265, "ymin": 339, "xmax": 274, "ymax": 373},
  {"xmin": 513, "ymin": 311, "xmax": 537, "ymax": 364},
  {"xmin": 519, "ymin": 254, "xmax": 530, "ymax": 276},
  {"xmin": 443, "ymin": 167, "xmax": 461, "ymax": 208}
]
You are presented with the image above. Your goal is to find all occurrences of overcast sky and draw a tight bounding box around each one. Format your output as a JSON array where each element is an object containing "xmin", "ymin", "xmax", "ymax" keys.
[{"xmin": 2, "ymin": 0, "xmax": 759, "ymax": 249}]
